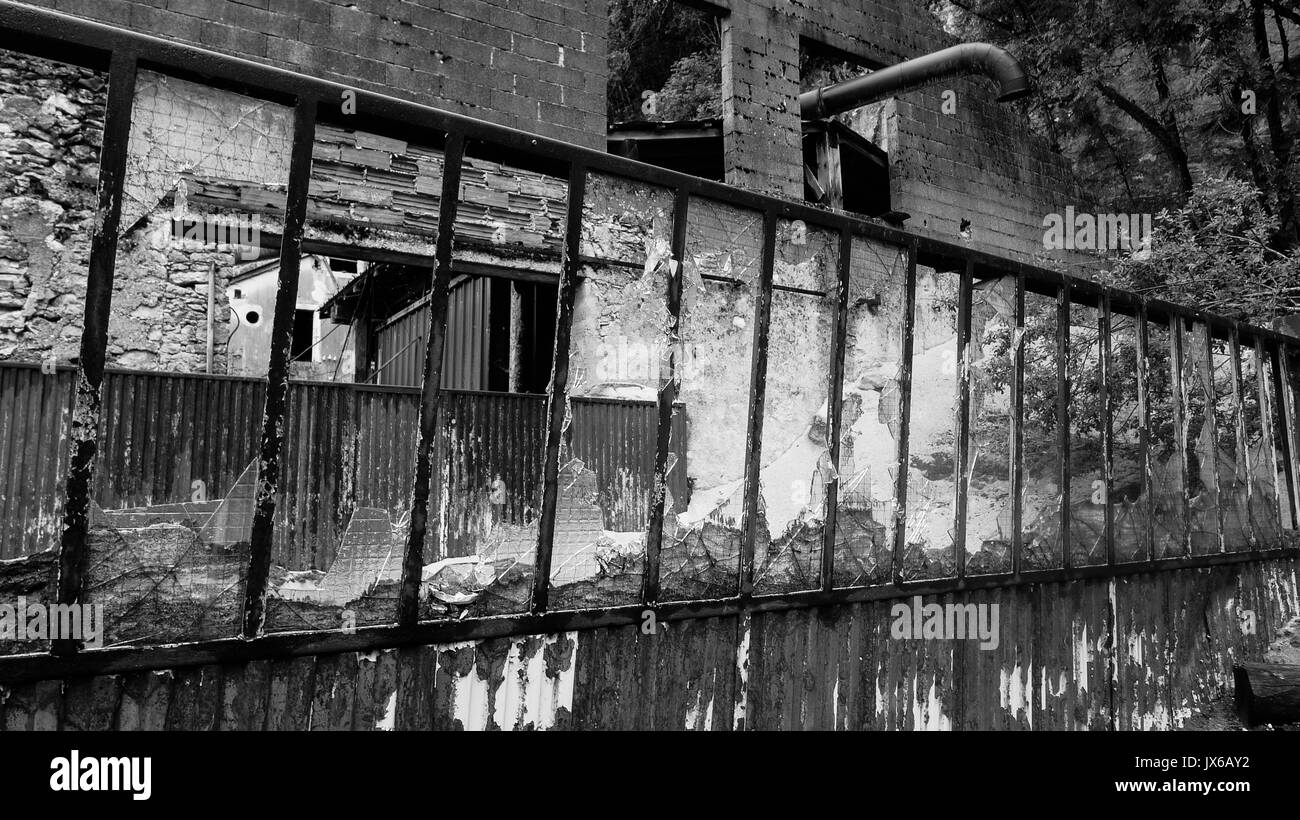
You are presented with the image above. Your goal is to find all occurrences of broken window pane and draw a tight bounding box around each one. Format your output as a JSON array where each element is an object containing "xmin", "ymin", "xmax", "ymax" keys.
[
  {"xmin": 833, "ymin": 238, "xmax": 906, "ymax": 586},
  {"xmin": 901, "ymin": 268, "xmax": 960, "ymax": 580},
  {"xmin": 1212, "ymin": 335, "xmax": 1248, "ymax": 551},
  {"xmin": 1020, "ymin": 289, "xmax": 1063, "ymax": 570},
  {"xmin": 964, "ymin": 274, "xmax": 1015, "ymax": 576},
  {"xmin": 1067, "ymin": 301, "xmax": 1106, "ymax": 567},
  {"xmin": 1241, "ymin": 341, "xmax": 1282, "ymax": 544},
  {"xmin": 0, "ymin": 49, "xmax": 108, "ymax": 653},
  {"xmin": 1109, "ymin": 313, "xmax": 1148, "ymax": 562},
  {"xmin": 1148, "ymin": 319, "xmax": 1187, "ymax": 557},
  {"xmin": 87, "ymin": 72, "xmax": 295, "ymax": 646},
  {"xmin": 547, "ymin": 172, "xmax": 674, "ymax": 609},
  {"xmin": 659, "ymin": 197, "xmax": 762, "ymax": 601},
  {"xmin": 1182, "ymin": 321, "xmax": 1222, "ymax": 555},
  {"xmin": 753, "ymin": 220, "xmax": 837, "ymax": 594},
  {"xmin": 1272, "ymin": 349, "xmax": 1299, "ymax": 531}
]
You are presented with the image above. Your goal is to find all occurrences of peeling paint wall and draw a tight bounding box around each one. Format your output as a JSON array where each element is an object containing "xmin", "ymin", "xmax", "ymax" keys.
[{"xmin": 4, "ymin": 558, "xmax": 1296, "ymax": 730}]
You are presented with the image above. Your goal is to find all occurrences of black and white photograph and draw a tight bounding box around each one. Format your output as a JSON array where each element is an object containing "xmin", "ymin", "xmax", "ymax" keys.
[{"xmin": 0, "ymin": 0, "xmax": 1297, "ymax": 800}]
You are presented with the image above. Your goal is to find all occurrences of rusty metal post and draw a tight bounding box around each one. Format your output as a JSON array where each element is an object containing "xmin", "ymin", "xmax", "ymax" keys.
[
  {"xmin": 820, "ymin": 227, "xmax": 853, "ymax": 591},
  {"xmin": 243, "ymin": 97, "xmax": 317, "ymax": 639},
  {"xmin": 55, "ymin": 51, "xmax": 137, "ymax": 654},
  {"xmin": 739, "ymin": 210, "xmax": 778, "ymax": 597},
  {"xmin": 643, "ymin": 189, "xmax": 689, "ymax": 605},
  {"xmin": 398, "ymin": 132, "xmax": 465, "ymax": 626},
  {"xmin": 531, "ymin": 163, "xmax": 586, "ymax": 614},
  {"xmin": 953, "ymin": 261, "xmax": 974, "ymax": 581},
  {"xmin": 1010, "ymin": 272, "xmax": 1025, "ymax": 577},
  {"xmin": 892, "ymin": 242, "xmax": 918, "ymax": 583}
]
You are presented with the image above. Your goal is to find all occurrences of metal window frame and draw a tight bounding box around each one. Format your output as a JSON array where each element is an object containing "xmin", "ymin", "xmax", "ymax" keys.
[{"xmin": 0, "ymin": 2, "xmax": 1293, "ymax": 682}]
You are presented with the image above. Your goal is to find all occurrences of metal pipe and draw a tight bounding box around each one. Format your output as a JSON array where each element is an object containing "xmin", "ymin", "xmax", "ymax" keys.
[{"xmin": 799, "ymin": 42, "xmax": 1031, "ymax": 120}]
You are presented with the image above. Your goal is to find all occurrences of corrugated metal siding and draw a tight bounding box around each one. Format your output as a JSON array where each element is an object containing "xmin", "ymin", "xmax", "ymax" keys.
[
  {"xmin": 0, "ymin": 365, "xmax": 75, "ymax": 559},
  {"xmin": 375, "ymin": 277, "xmax": 490, "ymax": 390},
  {"xmin": 4, "ymin": 558, "xmax": 1296, "ymax": 730},
  {"xmin": 0, "ymin": 363, "xmax": 683, "ymax": 569}
]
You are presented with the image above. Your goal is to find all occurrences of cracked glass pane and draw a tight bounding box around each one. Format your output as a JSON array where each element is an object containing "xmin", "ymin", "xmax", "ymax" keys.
[
  {"xmin": 1109, "ymin": 312, "xmax": 1147, "ymax": 562},
  {"xmin": 1148, "ymin": 319, "xmax": 1187, "ymax": 557},
  {"xmin": 1183, "ymin": 321, "xmax": 1222, "ymax": 556},
  {"xmin": 1212, "ymin": 334, "xmax": 1248, "ymax": 551},
  {"xmin": 833, "ymin": 238, "xmax": 906, "ymax": 586},
  {"xmin": 547, "ymin": 172, "xmax": 674, "ymax": 610},
  {"xmin": 1020, "ymin": 289, "xmax": 1063, "ymax": 570},
  {"xmin": 1068, "ymin": 302, "xmax": 1106, "ymax": 567},
  {"xmin": 1273, "ymin": 350, "xmax": 1298, "ymax": 531},
  {"xmin": 964, "ymin": 274, "xmax": 1015, "ymax": 576},
  {"xmin": 0, "ymin": 49, "xmax": 108, "ymax": 654},
  {"xmin": 901, "ymin": 268, "xmax": 959, "ymax": 580},
  {"xmin": 88, "ymin": 72, "xmax": 294, "ymax": 646},
  {"xmin": 659, "ymin": 197, "xmax": 762, "ymax": 602},
  {"xmin": 1241, "ymin": 341, "xmax": 1283, "ymax": 545},
  {"xmin": 752, "ymin": 219, "xmax": 837, "ymax": 594}
]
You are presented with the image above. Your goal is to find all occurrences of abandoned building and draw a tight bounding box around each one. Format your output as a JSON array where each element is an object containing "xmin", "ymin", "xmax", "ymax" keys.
[{"xmin": 0, "ymin": 0, "xmax": 1296, "ymax": 732}]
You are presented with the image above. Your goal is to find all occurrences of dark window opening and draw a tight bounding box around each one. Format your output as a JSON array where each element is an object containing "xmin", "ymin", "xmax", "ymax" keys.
[
  {"xmin": 291, "ymin": 309, "xmax": 314, "ymax": 362},
  {"xmin": 329, "ymin": 257, "xmax": 358, "ymax": 273}
]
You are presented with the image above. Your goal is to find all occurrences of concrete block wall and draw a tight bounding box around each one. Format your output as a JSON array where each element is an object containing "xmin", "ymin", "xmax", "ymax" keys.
[{"xmin": 20, "ymin": 0, "xmax": 609, "ymax": 150}]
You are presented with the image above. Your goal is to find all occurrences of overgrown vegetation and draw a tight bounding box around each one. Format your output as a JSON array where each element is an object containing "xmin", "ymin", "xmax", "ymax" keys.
[{"xmin": 606, "ymin": 0, "xmax": 720, "ymax": 123}]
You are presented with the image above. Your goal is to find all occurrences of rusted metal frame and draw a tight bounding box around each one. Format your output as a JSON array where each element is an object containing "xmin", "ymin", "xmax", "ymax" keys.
[
  {"xmin": 1229, "ymin": 326, "xmax": 1252, "ymax": 548},
  {"xmin": 820, "ymin": 227, "xmax": 854, "ymax": 591},
  {"xmin": 1010, "ymin": 272, "xmax": 1025, "ymax": 578},
  {"xmin": 1169, "ymin": 316, "xmax": 1191, "ymax": 557},
  {"xmin": 1275, "ymin": 345, "xmax": 1300, "ymax": 528},
  {"xmin": 1100, "ymin": 294, "xmax": 1115, "ymax": 566},
  {"xmin": 1198, "ymin": 324, "xmax": 1225, "ymax": 553},
  {"xmin": 1135, "ymin": 303, "xmax": 1155, "ymax": 563},
  {"xmin": 1255, "ymin": 340, "xmax": 1283, "ymax": 533},
  {"xmin": 892, "ymin": 242, "xmax": 919, "ymax": 583},
  {"xmin": 54, "ymin": 50, "xmax": 137, "ymax": 655},
  {"xmin": 242, "ymin": 97, "xmax": 318, "ymax": 639},
  {"xmin": 1057, "ymin": 284, "xmax": 1072, "ymax": 569},
  {"xmin": 530, "ymin": 163, "xmax": 587, "ymax": 614},
  {"xmin": 397, "ymin": 132, "xmax": 466, "ymax": 627},
  {"xmin": 953, "ymin": 261, "xmax": 975, "ymax": 581},
  {"xmin": 643, "ymin": 190, "xmax": 690, "ymax": 605},
  {"xmin": 739, "ymin": 211, "xmax": 779, "ymax": 598},
  {"xmin": 8, "ymin": 544, "xmax": 1297, "ymax": 687}
]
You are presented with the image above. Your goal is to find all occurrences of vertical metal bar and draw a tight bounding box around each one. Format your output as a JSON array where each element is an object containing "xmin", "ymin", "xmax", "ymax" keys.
[
  {"xmin": 531, "ymin": 163, "xmax": 586, "ymax": 614},
  {"xmin": 1057, "ymin": 284, "xmax": 1071, "ymax": 569},
  {"xmin": 243, "ymin": 97, "xmax": 317, "ymax": 639},
  {"xmin": 1100, "ymin": 295, "xmax": 1115, "ymax": 565},
  {"xmin": 1276, "ymin": 344, "xmax": 1300, "ymax": 527},
  {"xmin": 820, "ymin": 227, "xmax": 853, "ymax": 592},
  {"xmin": 397, "ymin": 132, "xmax": 465, "ymax": 626},
  {"xmin": 56, "ymin": 51, "xmax": 137, "ymax": 650},
  {"xmin": 1228, "ymin": 326, "xmax": 1250, "ymax": 548},
  {"xmin": 1010, "ymin": 272, "xmax": 1025, "ymax": 578},
  {"xmin": 1135, "ymin": 303, "xmax": 1154, "ymax": 563},
  {"xmin": 643, "ymin": 189, "xmax": 689, "ymax": 605},
  {"xmin": 892, "ymin": 242, "xmax": 918, "ymax": 584},
  {"xmin": 1170, "ymin": 316, "xmax": 1190, "ymax": 556},
  {"xmin": 953, "ymin": 261, "xmax": 974, "ymax": 581},
  {"xmin": 739, "ymin": 210, "xmax": 778, "ymax": 598}
]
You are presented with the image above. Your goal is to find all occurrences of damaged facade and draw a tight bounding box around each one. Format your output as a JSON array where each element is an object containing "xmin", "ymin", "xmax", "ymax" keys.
[{"xmin": 0, "ymin": 0, "xmax": 1296, "ymax": 731}]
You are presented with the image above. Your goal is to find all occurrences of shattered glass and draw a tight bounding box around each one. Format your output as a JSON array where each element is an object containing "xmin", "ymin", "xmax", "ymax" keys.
[
  {"xmin": 1019, "ymin": 289, "xmax": 1064, "ymax": 570},
  {"xmin": 900, "ymin": 269, "xmax": 960, "ymax": 580},
  {"xmin": 1148, "ymin": 319, "xmax": 1188, "ymax": 557},
  {"xmin": 1240, "ymin": 342, "xmax": 1283, "ymax": 545},
  {"xmin": 1109, "ymin": 313, "xmax": 1148, "ymax": 562},
  {"xmin": 963, "ymin": 275, "xmax": 1016, "ymax": 576},
  {"xmin": 1067, "ymin": 302, "xmax": 1107, "ymax": 567},
  {"xmin": 546, "ymin": 172, "xmax": 674, "ymax": 609},
  {"xmin": 752, "ymin": 220, "xmax": 838, "ymax": 594},
  {"xmin": 1183, "ymin": 322, "xmax": 1222, "ymax": 555},
  {"xmin": 832, "ymin": 238, "xmax": 907, "ymax": 586},
  {"xmin": 658, "ymin": 198, "xmax": 762, "ymax": 602}
]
